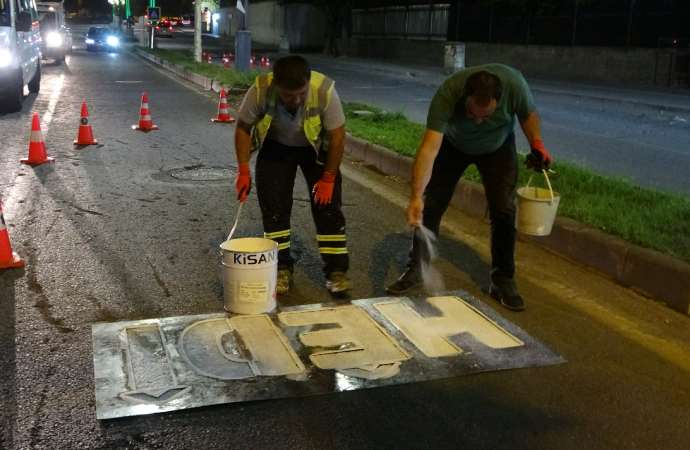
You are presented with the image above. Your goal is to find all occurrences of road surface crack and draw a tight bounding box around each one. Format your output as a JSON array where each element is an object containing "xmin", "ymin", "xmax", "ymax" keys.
[
  {"xmin": 146, "ymin": 256, "xmax": 172, "ymax": 298},
  {"xmin": 25, "ymin": 251, "xmax": 74, "ymax": 334},
  {"xmin": 65, "ymin": 201, "xmax": 107, "ymax": 217}
]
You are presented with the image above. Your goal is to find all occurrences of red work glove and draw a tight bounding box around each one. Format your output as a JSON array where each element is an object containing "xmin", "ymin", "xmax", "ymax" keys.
[
  {"xmin": 312, "ymin": 170, "xmax": 337, "ymax": 206},
  {"xmin": 525, "ymin": 139, "xmax": 553, "ymax": 171},
  {"xmin": 235, "ymin": 163, "xmax": 251, "ymax": 203}
]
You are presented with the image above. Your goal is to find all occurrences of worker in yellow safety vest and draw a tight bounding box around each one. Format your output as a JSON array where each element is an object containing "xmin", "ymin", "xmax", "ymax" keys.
[{"xmin": 234, "ymin": 55, "xmax": 350, "ymax": 296}]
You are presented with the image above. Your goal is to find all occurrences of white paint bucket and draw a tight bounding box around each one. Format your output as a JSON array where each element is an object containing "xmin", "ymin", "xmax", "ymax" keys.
[
  {"xmin": 516, "ymin": 170, "xmax": 561, "ymax": 236},
  {"xmin": 220, "ymin": 237, "xmax": 278, "ymax": 314}
]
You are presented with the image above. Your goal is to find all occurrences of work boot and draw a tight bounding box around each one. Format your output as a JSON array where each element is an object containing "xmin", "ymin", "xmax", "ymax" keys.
[
  {"xmin": 276, "ymin": 269, "xmax": 292, "ymax": 295},
  {"xmin": 386, "ymin": 266, "xmax": 421, "ymax": 295},
  {"xmin": 326, "ymin": 271, "xmax": 350, "ymax": 294},
  {"xmin": 489, "ymin": 274, "xmax": 525, "ymax": 312}
]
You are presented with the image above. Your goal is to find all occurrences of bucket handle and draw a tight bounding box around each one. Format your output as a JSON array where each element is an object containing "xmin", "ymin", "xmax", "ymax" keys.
[
  {"xmin": 219, "ymin": 202, "xmax": 244, "ymax": 258},
  {"xmin": 526, "ymin": 169, "xmax": 555, "ymax": 204},
  {"xmin": 226, "ymin": 202, "xmax": 244, "ymax": 242}
]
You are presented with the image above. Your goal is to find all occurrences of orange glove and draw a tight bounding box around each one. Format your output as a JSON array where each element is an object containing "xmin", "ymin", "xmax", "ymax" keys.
[
  {"xmin": 235, "ymin": 163, "xmax": 251, "ymax": 202},
  {"xmin": 525, "ymin": 139, "xmax": 553, "ymax": 171},
  {"xmin": 312, "ymin": 170, "xmax": 337, "ymax": 206}
]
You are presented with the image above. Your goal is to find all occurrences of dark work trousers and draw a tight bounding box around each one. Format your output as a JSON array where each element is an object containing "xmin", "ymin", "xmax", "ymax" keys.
[
  {"xmin": 411, "ymin": 133, "xmax": 518, "ymax": 279},
  {"xmin": 255, "ymin": 139, "xmax": 349, "ymax": 276}
]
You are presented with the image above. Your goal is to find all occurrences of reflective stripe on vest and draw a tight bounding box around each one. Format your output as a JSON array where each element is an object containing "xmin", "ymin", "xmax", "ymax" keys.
[{"xmin": 252, "ymin": 71, "xmax": 335, "ymax": 152}]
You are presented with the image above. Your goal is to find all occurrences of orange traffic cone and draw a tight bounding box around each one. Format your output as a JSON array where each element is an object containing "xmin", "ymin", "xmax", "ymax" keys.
[
  {"xmin": 211, "ymin": 89, "xmax": 236, "ymax": 123},
  {"xmin": 21, "ymin": 113, "xmax": 54, "ymax": 166},
  {"xmin": 74, "ymin": 101, "xmax": 97, "ymax": 146},
  {"xmin": 132, "ymin": 92, "xmax": 158, "ymax": 132},
  {"xmin": 0, "ymin": 200, "xmax": 24, "ymax": 270}
]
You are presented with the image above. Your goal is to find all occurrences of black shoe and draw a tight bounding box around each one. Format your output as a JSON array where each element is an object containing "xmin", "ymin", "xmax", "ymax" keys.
[
  {"xmin": 276, "ymin": 269, "xmax": 293, "ymax": 295},
  {"xmin": 386, "ymin": 267, "xmax": 421, "ymax": 295},
  {"xmin": 489, "ymin": 276, "xmax": 525, "ymax": 312}
]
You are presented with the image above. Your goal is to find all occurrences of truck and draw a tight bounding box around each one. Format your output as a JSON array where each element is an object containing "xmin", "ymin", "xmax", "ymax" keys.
[
  {"xmin": 36, "ymin": 0, "xmax": 71, "ymax": 64},
  {"xmin": 0, "ymin": 0, "xmax": 42, "ymax": 113}
]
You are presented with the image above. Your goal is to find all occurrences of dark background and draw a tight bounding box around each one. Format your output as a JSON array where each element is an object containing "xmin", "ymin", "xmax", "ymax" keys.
[{"xmin": 352, "ymin": 0, "xmax": 690, "ymax": 47}]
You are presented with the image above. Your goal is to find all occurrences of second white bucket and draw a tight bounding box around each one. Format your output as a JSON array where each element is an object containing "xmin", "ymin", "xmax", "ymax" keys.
[
  {"xmin": 516, "ymin": 170, "xmax": 561, "ymax": 236},
  {"xmin": 220, "ymin": 237, "xmax": 278, "ymax": 315}
]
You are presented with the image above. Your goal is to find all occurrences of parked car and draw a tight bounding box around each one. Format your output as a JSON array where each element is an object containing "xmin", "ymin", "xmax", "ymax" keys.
[
  {"xmin": 164, "ymin": 16, "xmax": 182, "ymax": 27},
  {"xmin": 85, "ymin": 27, "xmax": 121, "ymax": 52},
  {"xmin": 154, "ymin": 21, "xmax": 174, "ymax": 38},
  {"xmin": 0, "ymin": 0, "xmax": 41, "ymax": 112}
]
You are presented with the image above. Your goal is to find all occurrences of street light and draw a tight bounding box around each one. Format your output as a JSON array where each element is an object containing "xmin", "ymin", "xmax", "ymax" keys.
[{"xmin": 107, "ymin": 0, "xmax": 125, "ymax": 26}]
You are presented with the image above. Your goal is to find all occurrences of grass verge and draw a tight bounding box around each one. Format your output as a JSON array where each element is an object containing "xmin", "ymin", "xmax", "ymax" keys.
[
  {"xmin": 344, "ymin": 102, "xmax": 690, "ymax": 263},
  {"xmin": 140, "ymin": 47, "xmax": 261, "ymax": 89}
]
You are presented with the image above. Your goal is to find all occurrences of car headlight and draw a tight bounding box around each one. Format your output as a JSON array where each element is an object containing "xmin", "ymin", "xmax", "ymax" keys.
[
  {"xmin": 85, "ymin": 38, "xmax": 95, "ymax": 45},
  {"xmin": 46, "ymin": 32, "xmax": 63, "ymax": 48},
  {"xmin": 0, "ymin": 49, "xmax": 12, "ymax": 68},
  {"xmin": 106, "ymin": 36, "xmax": 119, "ymax": 47}
]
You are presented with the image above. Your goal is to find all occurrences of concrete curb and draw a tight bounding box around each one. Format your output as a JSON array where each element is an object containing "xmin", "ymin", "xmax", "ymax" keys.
[
  {"xmin": 345, "ymin": 134, "xmax": 690, "ymax": 316},
  {"xmin": 134, "ymin": 48, "xmax": 227, "ymax": 93},
  {"xmin": 133, "ymin": 46, "xmax": 690, "ymax": 316}
]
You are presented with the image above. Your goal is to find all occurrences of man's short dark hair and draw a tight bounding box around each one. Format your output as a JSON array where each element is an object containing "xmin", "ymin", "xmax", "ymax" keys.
[
  {"xmin": 464, "ymin": 71, "xmax": 502, "ymax": 106},
  {"xmin": 273, "ymin": 55, "xmax": 311, "ymax": 90}
]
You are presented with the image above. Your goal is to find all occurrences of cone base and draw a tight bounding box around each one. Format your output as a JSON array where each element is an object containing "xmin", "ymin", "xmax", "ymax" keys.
[
  {"xmin": 211, "ymin": 117, "xmax": 236, "ymax": 123},
  {"xmin": 132, "ymin": 124, "xmax": 159, "ymax": 132},
  {"xmin": 0, "ymin": 251, "xmax": 25, "ymax": 270},
  {"xmin": 74, "ymin": 139, "xmax": 98, "ymax": 146},
  {"xmin": 20, "ymin": 157, "xmax": 55, "ymax": 166}
]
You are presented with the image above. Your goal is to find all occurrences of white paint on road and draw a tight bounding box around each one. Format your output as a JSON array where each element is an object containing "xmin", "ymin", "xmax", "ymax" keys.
[
  {"xmin": 4, "ymin": 73, "xmax": 64, "ymax": 212},
  {"xmin": 41, "ymin": 73, "xmax": 65, "ymax": 133}
]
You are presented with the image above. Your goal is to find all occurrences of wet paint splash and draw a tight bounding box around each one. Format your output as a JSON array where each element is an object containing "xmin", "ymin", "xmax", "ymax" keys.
[{"xmin": 415, "ymin": 226, "xmax": 446, "ymax": 295}]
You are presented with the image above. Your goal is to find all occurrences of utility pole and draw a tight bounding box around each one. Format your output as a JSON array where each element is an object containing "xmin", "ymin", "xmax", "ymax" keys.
[
  {"xmin": 626, "ymin": 0, "xmax": 636, "ymax": 47},
  {"xmin": 235, "ymin": 0, "xmax": 251, "ymax": 71},
  {"xmin": 194, "ymin": 1, "xmax": 202, "ymax": 62},
  {"xmin": 571, "ymin": 0, "xmax": 578, "ymax": 46}
]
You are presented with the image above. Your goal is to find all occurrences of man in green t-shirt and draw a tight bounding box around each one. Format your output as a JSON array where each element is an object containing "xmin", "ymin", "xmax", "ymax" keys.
[{"xmin": 386, "ymin": 64, "xmax": 553, "ymax": 312}]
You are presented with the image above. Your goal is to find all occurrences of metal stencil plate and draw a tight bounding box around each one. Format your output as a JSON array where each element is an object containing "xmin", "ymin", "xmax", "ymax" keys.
[{"xmin": 92, "ymin": 291, "xmax": 565, "ymax": 419}]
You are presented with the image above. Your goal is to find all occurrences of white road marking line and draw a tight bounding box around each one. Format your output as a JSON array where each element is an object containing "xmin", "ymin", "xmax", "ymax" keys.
[
  {"xmin": 4, "ymin": 73, "xmax": 64, "ymax": 212},
  {"xmin": 41, "ymin": 73, "xmax": 65, "ymax": 133},
  {"xmin": 351, "ymin": 86, "xmax": 399, "ymax": 90}
]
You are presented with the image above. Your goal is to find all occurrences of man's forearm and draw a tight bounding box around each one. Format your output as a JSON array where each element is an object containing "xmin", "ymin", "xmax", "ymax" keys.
[
  {"xmin": 411, "ymin": 130, "xmax": 443, "ymax": 199},
  {"xmin": 234, "ymin": 121, "xmax": 253, "ymax": 165},
  {"xmin": 324, "ymin": 126, "xmax": 345, "ymax": 174},
  {"xmin": 519, "ymin": 111, "xmax": 542, "ymax": 144}
]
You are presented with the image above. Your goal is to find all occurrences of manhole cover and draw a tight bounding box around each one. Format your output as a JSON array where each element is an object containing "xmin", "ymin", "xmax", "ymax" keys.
[{"xmin": 169, "ymin": 165, "xmax": 234, "ymax": 182}]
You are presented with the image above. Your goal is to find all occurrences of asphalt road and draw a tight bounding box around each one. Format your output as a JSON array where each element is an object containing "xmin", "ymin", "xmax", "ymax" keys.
[
  {"xmin": 305, "ymin": 54, "xmax": 690, "ymax": 197},
  {"xmin": 1, "ymin": 39, "xmax": 690, "ymax": 450},
  {"xmin": 161, "ymin": 32, "xmax": 690, "ymax": 196}
]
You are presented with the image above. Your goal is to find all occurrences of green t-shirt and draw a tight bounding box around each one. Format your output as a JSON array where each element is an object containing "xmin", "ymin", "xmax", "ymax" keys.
[{"xmin": 426, "ymin": 64, "xmax": 536, "ymax": 155}]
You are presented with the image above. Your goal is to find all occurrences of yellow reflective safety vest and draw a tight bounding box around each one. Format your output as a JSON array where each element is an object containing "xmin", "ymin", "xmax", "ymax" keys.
[{"xmin": 252, "ymin": 70, "xmax": 335, "ymax": 153}]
